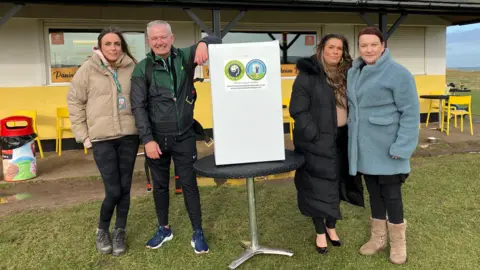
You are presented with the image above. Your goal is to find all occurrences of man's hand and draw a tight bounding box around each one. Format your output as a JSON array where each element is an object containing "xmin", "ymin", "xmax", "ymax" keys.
[
  {"xmin": 145, "ymin": 141, "xmax": 162, "ymax": 159},
  {"xmin": 194, "ymin": 42, "xmax": 209, "ymax": 66}
]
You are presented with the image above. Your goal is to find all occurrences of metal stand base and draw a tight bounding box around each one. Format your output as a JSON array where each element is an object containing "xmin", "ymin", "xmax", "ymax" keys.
[
  {"xmin": 228, "ymin": 177, "xmax": 293, "ymax": 269},
  {"xmin": 228, "ymin": 244, "xmax": 293, "ymax": 269}
]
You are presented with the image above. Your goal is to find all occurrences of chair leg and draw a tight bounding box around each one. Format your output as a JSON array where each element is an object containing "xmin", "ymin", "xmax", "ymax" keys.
[
  {"xmin": 460, "ymin": 115, "xmax": 464, "ymax": 132},
  {"xmin": 36, "ymin": 137, "xmax": 44, "ymax": 159},
  {"xmin": 84, "ymin": 146, "xmax": 88, "ymax": 154},
  {"xmin": 59, "ymin": 130, "xmax": 63, "ymax": 157},
  {"xmin": 469, "ymin": 112, "xmax": 474, "ymax": 135},
  {"xmin": 454, "ymin": 114, "xmax": 457, "ymax": 128},
  {"xmin": 426, "ymin": 102, "xmax": 432, "ymax": 127},
  {"xmin": 446, "ymin": 107, "xmax": 451, "ymax": 136}
]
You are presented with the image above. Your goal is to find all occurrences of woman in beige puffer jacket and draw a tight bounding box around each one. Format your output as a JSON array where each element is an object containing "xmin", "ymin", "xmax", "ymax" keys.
[{"xmin": 67, "ymin": 26, "xmax": 139, "ymax": 257}]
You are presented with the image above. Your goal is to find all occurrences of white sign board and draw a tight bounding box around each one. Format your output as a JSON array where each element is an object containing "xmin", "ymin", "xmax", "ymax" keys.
[{"xmin": 208, "ymin": 40, "xmax": 285, "ymax": 166}]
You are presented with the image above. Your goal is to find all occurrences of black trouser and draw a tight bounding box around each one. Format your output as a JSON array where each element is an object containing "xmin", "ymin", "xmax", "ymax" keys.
[
  {"xmin": 312, "ymin": 217, "xmax": 337, "ymax": 234},
  {"xmin": 147, "ymin": 130, "xmax": 202, "ymax": 230},
  {"xmin": 92, "ymin": 135, "xmax": 140, "ymax": 230},
  {"xmin": 363, "ymin": 174, "xmax": 404, "ymax": 224}
]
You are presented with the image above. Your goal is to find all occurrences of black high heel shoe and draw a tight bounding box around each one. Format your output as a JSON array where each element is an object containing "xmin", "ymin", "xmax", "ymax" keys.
[
  {"xmin": 315, "ymin": 236, "xmax": 328, "ymax": 254},
  {"xmin": 316, "ymin": 245, "xmax": 328, "ymax": 254},
  {"xmin": 325, "ymin": 228, "xmax": 342, "ymax": 247}
]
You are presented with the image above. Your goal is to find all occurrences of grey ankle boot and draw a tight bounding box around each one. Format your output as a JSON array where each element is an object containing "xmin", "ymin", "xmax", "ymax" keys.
[
  {"xmin": 96, "ymin": 228, "xmax": 112, "ymax": 254},
  {"xmin": 112, "ymin": 228, "xmax": 127, "ymax": 256}
]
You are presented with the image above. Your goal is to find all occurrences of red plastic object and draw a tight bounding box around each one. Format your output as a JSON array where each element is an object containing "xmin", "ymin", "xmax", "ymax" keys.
[{"xmin": 0, "ymin": 116, "xmax": 34, "ymax": 137}]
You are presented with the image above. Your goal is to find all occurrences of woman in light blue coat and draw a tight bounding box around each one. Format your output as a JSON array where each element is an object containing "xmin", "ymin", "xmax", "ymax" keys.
[{"xmin": 347, "ymin": 27, "xmax": 419, "ymax": 265}]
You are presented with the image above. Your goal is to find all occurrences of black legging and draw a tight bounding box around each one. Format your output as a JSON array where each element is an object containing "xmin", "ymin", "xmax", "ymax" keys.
[
  {"xmin": 92, "ymin": 135, "xmax": 140, "ymax": 230},
  {"xmin": 363, "ymin": 174, "xmax": 404, "ymax": 224},
  {"xmin": 312, "ymin": 217, "xmax": 337, "ymax": 234}
]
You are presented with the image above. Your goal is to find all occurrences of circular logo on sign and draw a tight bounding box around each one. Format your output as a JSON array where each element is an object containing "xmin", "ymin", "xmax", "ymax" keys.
[
  {"xmin": 246, "ymin": 59, "xmax": 267, "ymax": 80},
  {"xmin": 224, "ymin": 60, "xmax": 245, "ymax": 81}
]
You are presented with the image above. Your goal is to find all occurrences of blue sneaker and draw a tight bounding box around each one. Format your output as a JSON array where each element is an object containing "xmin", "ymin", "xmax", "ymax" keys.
[
  {"xmin": 146, "ymin": 226, "xmax": 173, "ymax": 249},
  {"xmin": 191, "ymin": 229, "xmax": 209, "ymax": 254}
]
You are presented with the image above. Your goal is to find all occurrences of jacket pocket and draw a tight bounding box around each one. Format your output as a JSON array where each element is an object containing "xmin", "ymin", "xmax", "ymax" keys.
[
  {"xmin": 150, "ymin": 93, "xmax": 176, "ymax": 122},
  {"xmin": 368, "ymin": 116, "xmax": 394, "ymax": 126}
]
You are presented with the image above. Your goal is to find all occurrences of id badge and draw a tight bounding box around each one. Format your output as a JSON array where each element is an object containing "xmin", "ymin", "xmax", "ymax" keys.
[{"xmin": 118, "ymin": 96, "xmax": 127, "ymax": 111}]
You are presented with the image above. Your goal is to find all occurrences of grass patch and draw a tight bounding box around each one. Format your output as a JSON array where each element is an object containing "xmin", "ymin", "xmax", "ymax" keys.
[
  {"xmin": 0, "ymin": 183, "xmax": 11, "ymax": 190},
  {"xmin": 1, "ymin": 154, "xmax": 480, "ymax": 269},
  {"xmin": 447, "ymin": 69, "xmax": 480, "ymax": 115}
]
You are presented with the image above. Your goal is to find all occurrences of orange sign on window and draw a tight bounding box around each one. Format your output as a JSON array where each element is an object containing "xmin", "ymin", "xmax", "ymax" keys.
[
  {"xmin": 51, "ymin": 67, "xmax": 78, "ymax": 83},
  {"xmin": 51, "ymin": 32, "xmax": 65, "ymax": 45},
  {"xmin": 305, "ymin": 35, "xmax": 315, "ymax": 46}
]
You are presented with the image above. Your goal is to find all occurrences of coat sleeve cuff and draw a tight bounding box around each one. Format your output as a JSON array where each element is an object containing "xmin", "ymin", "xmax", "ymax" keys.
[
  {"xmin": 389, "ymin": 144, "xmax": 414, "ymax": 160},
  {"xmin": 142, "ymin": 134, "xmax": 154, "ymax": 145}
]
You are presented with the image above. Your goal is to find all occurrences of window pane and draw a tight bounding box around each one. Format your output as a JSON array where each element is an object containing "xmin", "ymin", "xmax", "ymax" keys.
[
  {"xmin": 201, "ymin": 31, "xmax": 316, "ymax": 64},
  {"xmin": 48, "ymin": 30, "xmax": 146, "ymax": 83}
]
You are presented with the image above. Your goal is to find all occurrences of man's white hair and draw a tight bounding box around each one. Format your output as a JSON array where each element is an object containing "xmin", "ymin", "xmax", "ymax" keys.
[{"xmin": 146, "ymin": 20, "xmax": 172, "ymax": 36}]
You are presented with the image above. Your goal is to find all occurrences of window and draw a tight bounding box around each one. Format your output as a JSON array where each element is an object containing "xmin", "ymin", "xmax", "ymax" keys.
[
  {"xmin": 200, "ymin": 31, "xmax": 317, "ymax": 78},
  {"xmin": 48, "ymin": 29, "xmax": 146, "ymax": 83}
]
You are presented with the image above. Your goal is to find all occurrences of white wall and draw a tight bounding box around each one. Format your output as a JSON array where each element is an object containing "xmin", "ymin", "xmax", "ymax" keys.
[
  {"xmin": 0, "ymin": 18, "xmax": 46, "ymax": 86},
  {"xmin": 425, "ymin": 26, "xmax": 447, "ymax": 75},
  {"xmin": 0, "ymin": 19, "xmax": 197, "ymax": 87}
]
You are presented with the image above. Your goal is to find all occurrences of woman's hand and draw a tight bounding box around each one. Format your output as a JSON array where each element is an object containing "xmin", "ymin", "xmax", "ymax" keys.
[{"xmin": 83, "ymin": 137, "xmax": 92, "ymax": 149}]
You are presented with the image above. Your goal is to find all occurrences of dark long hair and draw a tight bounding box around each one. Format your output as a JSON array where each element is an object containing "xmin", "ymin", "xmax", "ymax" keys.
[
  {"xmin": 316, "ymin": 34, "xmax": 353, "ymax": 108},
  {"xmin": 97, "ymin": 26, "xmax": 137, "ymax": 64}
]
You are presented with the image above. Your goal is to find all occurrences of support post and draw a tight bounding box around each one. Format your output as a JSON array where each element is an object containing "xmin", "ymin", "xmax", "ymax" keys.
[
  {"xmin": 359, "ymin": 12, "xmax": 408, "ymax": 47},
  {"xmin": 378, "ymin": 12, "xmax": 388, "ymax": 46},
  {"xmin": 360, "ymin": 12, "xmax": 374, "ymax": 26},
  {"xmin": 184, "ymin": 9, "xmax": 245, "ymax": 39},
  {"xmin": 387, "ymin": 13, "xmax": 408, "ymax": 40},
  {"xmin": 212, "ymin": 9, "xmax": 221, "ymax": 38},
  {"xmin": 0, "ymin": 4, "xmax": 24, "ymax": 27},
  {"xmin": 221, "ymin": 11, "xmax": 245, "ymax": 38},
  {"xmin": 184, "ymin": 8, "xmax": 213, "ymax": 36}
]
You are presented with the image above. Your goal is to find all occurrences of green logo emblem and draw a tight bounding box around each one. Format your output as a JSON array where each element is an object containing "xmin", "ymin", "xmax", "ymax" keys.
[{"xmin": 224, "ymin": 60, "xmax": 245, "ymax": 81}]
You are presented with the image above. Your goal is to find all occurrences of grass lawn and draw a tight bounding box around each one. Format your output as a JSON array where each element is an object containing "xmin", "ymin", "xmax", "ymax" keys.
[
  {"xmin": 447, "ymin": 69, "xmax": 480, "ymax": 115},
  {"xmin": 2, "ymin": 154, "xmax": 480, "ymax": 269}
]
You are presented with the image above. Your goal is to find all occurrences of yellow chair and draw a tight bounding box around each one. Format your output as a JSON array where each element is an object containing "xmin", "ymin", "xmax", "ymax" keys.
[
  {"xmin": 282, "ymin": 98, "xmax": 294, "ymax": 140},
  {"xmin": 443, "ymin": 96, "xmax": 473, "ymax": 136},
  {"xmin": 12, "ymin": 110, "xmax": 44, "ymax": 158},
  {"xmin": 56, "ymin": 107, "xmax": 88, "ymax": 156},
  {"xmin": 425, "ymin": 91, "xmax": 447, "ymax": 129}
]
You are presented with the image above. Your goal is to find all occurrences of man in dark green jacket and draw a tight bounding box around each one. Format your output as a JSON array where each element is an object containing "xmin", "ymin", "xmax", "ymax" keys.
[{"xmin": 131, "ymin": 20, "xmax": 221, "ymax": 254}]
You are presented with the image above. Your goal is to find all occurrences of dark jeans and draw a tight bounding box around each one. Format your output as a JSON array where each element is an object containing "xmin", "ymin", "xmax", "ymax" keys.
[
  {"xmin": 363, "ymin": 174, "xmax": 404, "ymax": 224},
  {"xmin": 92, "ymin": 135, "xmax": 140, "ymax": 230},
  {"xmin": 147, "ymin": 130, "xmax": 202, "ymax": 230},
  {"xmin": 312, "ymin": 217, "xmax": 337, "ymax": 234}
]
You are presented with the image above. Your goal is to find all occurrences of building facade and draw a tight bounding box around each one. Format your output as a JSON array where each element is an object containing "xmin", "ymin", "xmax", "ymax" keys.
[{"xmin": 0, "ymin": 2, "xmax": 478, "ymax": 149}]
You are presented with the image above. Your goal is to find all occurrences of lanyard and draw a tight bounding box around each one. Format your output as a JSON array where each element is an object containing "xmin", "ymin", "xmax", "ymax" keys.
[{"xmin": 103, "ymin": 64, "xmax": 122, "ymax": 94}]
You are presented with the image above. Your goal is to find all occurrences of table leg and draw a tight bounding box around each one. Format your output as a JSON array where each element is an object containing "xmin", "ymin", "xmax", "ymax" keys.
[{"xmin": 228, "ymin": 177, "xmax": 293, "ymax": 270}]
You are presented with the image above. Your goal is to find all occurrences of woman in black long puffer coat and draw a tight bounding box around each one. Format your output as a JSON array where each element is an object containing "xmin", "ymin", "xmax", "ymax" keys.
[{"xmin": 289, "ymin": 33, "xmax": 364, "ymax": 254}]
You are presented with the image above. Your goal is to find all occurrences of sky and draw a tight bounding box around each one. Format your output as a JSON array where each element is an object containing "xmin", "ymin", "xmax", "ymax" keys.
[{"xmin": 446, "ymin": 22, "xmax": 480, "ymax": 68}]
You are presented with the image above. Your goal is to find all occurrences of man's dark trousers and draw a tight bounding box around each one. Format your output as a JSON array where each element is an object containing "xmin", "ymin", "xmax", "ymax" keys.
[{"xmin": 146, "ymin": 128, "xmax": 202, "ymax": 230}]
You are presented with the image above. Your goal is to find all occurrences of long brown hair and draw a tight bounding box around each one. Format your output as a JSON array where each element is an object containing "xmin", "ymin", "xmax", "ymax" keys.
[
  {"xmin": 316, "ymin": 34, "xmax": 353, "ymax": 108},
  {"xmin": 97, "ymin": 26, "xmax": 137, "ymax": 64}
]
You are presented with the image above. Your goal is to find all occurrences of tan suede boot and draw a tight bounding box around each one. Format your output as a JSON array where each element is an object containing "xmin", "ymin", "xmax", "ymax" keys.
[
  {"xmin": 359, "ymin": 218, "xmax": 388, "ymax": 255},
  {"xmin": 388, "ymin": 220, "xmax": 407, "ymax": 265}
]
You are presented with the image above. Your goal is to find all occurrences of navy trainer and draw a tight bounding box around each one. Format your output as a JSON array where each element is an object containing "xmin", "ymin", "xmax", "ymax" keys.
[
  {"xmin": 191, "ymin": 229, "xmax": 209, "ymax": 254},
  {"xmin": 146, "ymin": 226, "xmax": 173, "ymax": 249}
]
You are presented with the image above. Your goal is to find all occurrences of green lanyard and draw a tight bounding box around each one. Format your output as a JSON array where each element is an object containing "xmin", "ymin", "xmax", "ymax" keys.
[{"xmin": 103, "ymin": 64, "xmax": 122, "ymax": 94}]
